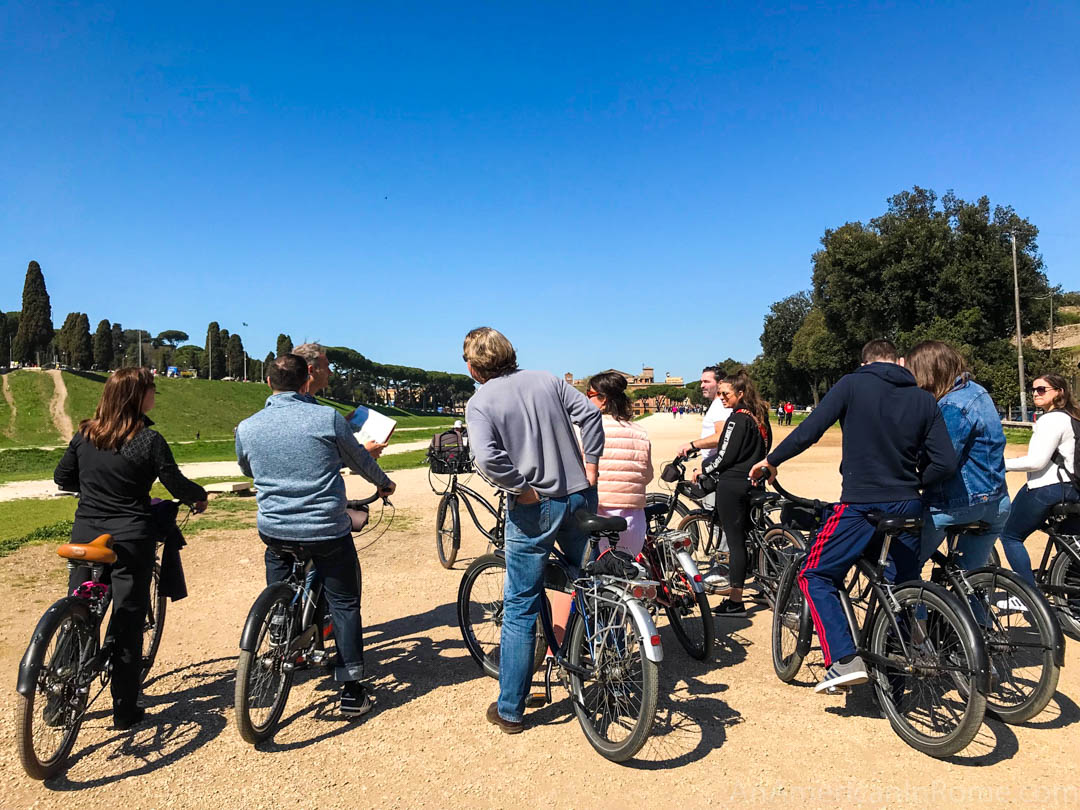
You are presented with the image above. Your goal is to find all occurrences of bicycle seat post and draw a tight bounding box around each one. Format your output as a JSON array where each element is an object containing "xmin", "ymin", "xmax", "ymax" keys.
[{"xmin": 876, "ymin": 531, "xmax": 894, "ymax": 571}]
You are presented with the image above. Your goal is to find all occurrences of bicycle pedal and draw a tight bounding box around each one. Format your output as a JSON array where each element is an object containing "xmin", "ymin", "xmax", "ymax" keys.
[
  {"xmin": 525, "ymin": 692, "xmax": 548, "ymax": 708},
  {"xmin": 824, "ymin": 685, "xmax": 850, "ymax": 696}
]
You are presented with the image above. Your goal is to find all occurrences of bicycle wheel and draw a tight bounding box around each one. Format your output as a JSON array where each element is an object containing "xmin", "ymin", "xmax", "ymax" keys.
[
  {"xmin": 756, "ymin": 527, "xmax": 805, "ymax": 607},
  {"xmin": 456, "ymin": 554, "xmax": 545, "ymax": 679},
  {"xmin": 435, "ymin": 493, "xmax": 461, "ymax": 569},
  {"xmin": 16, "ymin": 602, "xmax": 96, "ymax": 780},
  {"xmin": 676, "ymin": 511, "xmax": 724, "ymax": 573},
  {"xmin": 567, "ymin": 596, "xmax": 659, "ymax": 762},
  {"xmin": 771, "ymin": 557, "xmax": 809, "ymax": 682},
  {"xmin": 966, "ymin": 569, "xmax": 1059, "ymax": 723},
  {"xmin": 663, "ymin": 569, "xmax": 713, "ymax": 661},
  {"xmin": 140, "ymin": 562, "xmax": 167, "ymax": 682},
  {"xmin": 1048, "ymin": 550, "xmax": 1080, "ymax": 640},
  {"xmin": 235, "ymin": 590, "xmax": 296, "ymax": 744},
  {"xmin": 644, "ymin": 492, "xmax": 689, "ymax": 537},
  {"xmin": 867, "ymin": 584, "xmax": 987, "ymax": 758}
]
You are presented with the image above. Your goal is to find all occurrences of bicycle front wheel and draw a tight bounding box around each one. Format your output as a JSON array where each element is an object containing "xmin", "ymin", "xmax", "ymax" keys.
[
  {"xmin": 235, "ymin": 590, "xmax": 296, "ymax": 744},
  {"xmin": 676, "ymin": 511, "xmax": 724, "ymax": 573},
  {"xmin": 756, "ymin": 527, "xmax": 805, "ymax": 607},
  {"xmin": 868, "ymin": 584, "xmax": 986, "ymax": 758},
  {"xmin": 16, "ymin": 602, "xmax": 96, "ymax": 780},
  {"xmin": 644, "ymin": 492, "xmax": 689, "ymax": 537},
  {"xmin": 140, "ymin": 562, "xmax": 167, "ymax": 682},
  {"xmin": 567, "ymin": 596, "xmax": 659, "ymax": 762},
  {"xmin": 436, "ymin": 493, "xmax": 461, "ymax": 569},
  {"xmin": 1048, "ymin": 549, "xmax": 1080, "ymax": 640},
  {"xmin": 771, "ymin": 557, "xmax": 809, "ymax": 682}
]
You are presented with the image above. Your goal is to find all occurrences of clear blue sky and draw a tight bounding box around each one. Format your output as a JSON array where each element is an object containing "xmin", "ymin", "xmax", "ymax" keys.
[{"xmin": 2, "ymin": 1, "xmax": 1078, "ymax": 381}]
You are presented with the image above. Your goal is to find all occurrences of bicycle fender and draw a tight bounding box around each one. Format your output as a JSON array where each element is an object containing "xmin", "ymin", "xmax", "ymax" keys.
[
  {"xmin": 239, "ymin": 583, "xmax": 295, "ymax": 652},
  {"xmin": 675, "ymin": 550, "xmax": 705, "ymax": 594},
  {"xmin": 970, "ymin": 566, "xmax": 1067, "ymax": 668},
  {"xmin": 607, "ymin": 589, "xmax": 664, "ymax": 664},
  {"xmin": 17, "ymin": 597, "xmax": 91, "ymax": 698}
]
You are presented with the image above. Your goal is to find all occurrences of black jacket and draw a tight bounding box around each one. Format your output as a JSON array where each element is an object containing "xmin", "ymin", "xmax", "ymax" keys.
[
  {"xmin": 767, "ymin": 362, "xmax": 957, "ymax": 504},
  {"xmin": 54, "ymin": 418, "xmax": 208, "ymax": 543},
  {"xmin": 703, "ymin": 409, "xmax": 772, "ymax": 481}
]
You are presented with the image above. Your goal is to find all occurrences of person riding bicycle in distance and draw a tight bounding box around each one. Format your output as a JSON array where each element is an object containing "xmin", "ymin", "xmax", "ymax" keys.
[
  {"xmin": 462, "ymin": 327, "xmax": 604, "ymax": 735},
  {"xmin": 749, "ymin": 339, "xmax": 957, "ymax": 692},
  {"xmin": 235, "ymin": 353, "xmax": 396, "ymax": 717}
]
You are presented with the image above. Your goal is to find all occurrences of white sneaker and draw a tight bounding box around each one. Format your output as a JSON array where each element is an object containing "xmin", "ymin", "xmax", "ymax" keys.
[{"xmin": 995, "ymin": 596, "xmax": 1029, "ymax": 613}]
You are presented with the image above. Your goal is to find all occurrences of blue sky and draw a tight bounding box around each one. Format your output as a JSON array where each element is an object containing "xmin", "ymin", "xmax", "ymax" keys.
[{"xmin": 2, "ymin": 1, "xmax": 1077, "ymax": 381}]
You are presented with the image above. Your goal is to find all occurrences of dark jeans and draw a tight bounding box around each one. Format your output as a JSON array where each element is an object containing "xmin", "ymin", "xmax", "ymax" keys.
[
  {"xmin": 713, "ymin": 477, "xmax": 750, "ymax": 590},
  {"xmin": 261, "ymin": 534, "xmax": 366, "ymax": 682},
  {"xmin": 1000, "ymin": 483, "xmax": 1080, "ymax": 586},
  {"xmin": 68, "ymin": 538, "xmax": 155, "ymax": 718}
]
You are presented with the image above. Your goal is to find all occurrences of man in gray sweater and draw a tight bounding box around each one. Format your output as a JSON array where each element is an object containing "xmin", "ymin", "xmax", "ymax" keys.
[
  {"xmin": 463, "ymin": 327, "xmax": 604, "ymax": 734},
  {"xmin": 235, "ymin": 353, "xmax": 395, "ymax": 716}
]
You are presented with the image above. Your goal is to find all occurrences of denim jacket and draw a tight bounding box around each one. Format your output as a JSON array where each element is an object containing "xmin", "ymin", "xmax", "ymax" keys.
[{"xmin": 923, "ymin": 376, "xmax": 1008, "ymax": 510}]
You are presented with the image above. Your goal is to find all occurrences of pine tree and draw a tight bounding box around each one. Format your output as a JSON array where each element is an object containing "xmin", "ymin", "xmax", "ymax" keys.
[
  {"xmin": 13, "ymin": 261, "xmax": 54, "ymax": 365},
  {"xmin": 227, "ymin": 333, "xmax": 244, "ymax": 378},
  {"xmin": 276, "ymin": 334, "xmax": 293, "ymax": 356},
  {"xmin": 73, "ymin": 314, "xmax": 93, "ymax": 370},
  {"xmin": 93, "ymin": 319, "xmax": 113, "ymax": 370}
]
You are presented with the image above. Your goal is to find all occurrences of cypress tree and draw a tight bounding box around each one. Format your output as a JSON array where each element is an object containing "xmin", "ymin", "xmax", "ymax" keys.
[
  {"xmin": 0, "ymin": 310, "xmax": 8, "ymax": 366},
  {"xmin": 202, "ymin": 322, "xmax": 226, "ymax": 379},
  {"xmin": 111, "ymin": 323, "xmax": 125, "ymax": 365},
  {"xmin": 276, "ymin": 334, "xmax": 293, "ymax": 356},
  {"xmin": 263, "ymin": 351, "xmax": 274, "ymax": 381},
  {"xmin": 73, "ymin": 314, "xmax": 93, "ymax": 370},
  {"xmin": 57, "ymin": 312, "xmax": 80, "ymax": 365},
  {"xmin": 13, "ymin": 261, "xmax": 54, "ymax": 365},
  {"xmin": 227, "ymin": 333, "xmax": 244, "ymax": 378},
  {"xmin": 93, "ymin": 319, "xmax": 113, "ymax": 370}
]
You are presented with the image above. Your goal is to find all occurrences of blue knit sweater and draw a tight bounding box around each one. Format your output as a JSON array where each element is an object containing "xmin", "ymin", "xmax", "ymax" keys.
[{"xmin": 235, "ymin": 392, "xmax": 392, "ymax": 541}]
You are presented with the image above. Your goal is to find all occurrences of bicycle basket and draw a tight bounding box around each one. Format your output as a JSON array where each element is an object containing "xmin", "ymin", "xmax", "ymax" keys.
[
  {"xmin": 660, "ymin": 463, "xmax": 681, "ymax": 483},
  {"xmin": 427, "ymin": 428, "xmax": 473, "ymax": 474}
]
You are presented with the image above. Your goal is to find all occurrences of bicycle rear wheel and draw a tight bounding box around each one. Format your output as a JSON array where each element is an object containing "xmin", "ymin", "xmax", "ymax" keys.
[
  {"xmin": 967, "ymin": 569, "xmax": 1059, "ymax": 723},
  {"xmin": 868, "ymin": 584, "xmax": 986, "ymax": 758},
  {"xmin": 235, "ymin": 590, "xmax": 296, "ymax": 744},
  {"xmin": 771, "ymin": 557, "xmax": 809, "ymax": 682},
  {"xmin": 644, "ymin": 492, "xmax": 690, "ymax": 537},
  {"xmin": 756, "ymin": 527, "xmax": 805, "ymax": 607},
  {"xmin": 663, "ymin": 571, "xmax": 713, "ymax": 661},
  {"xmin": 567, "ymin": 597, "xmax": 659, "ymax": 762},
  {"xmin": 140, "ymin": 562, "xmax": 167, "ymax": 682},
  {"xmin": 436, "ymin": 494, "xmax": 461, "ymax": 569},
  {"xmin": 676, "ymin": 511, "xmax": 724, "ymax": 574},
  {"xmin": 16, "ymin": 602, "xmax": 96, "ymax": 780}
]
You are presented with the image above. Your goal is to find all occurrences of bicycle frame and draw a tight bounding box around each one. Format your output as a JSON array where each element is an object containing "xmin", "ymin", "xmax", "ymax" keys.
[{"xmin": 447, "ymin": 474, "xmax": 507, "ymax": 545}]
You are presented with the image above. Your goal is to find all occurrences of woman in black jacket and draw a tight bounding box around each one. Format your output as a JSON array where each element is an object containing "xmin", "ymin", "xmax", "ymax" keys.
[
  {"xmin": 54, "ymin": 367, "xmax": 208, "ymax": 729},
  {"xmin": 699, "ymin": 370, "xmax": 772, "ymax": 617}
]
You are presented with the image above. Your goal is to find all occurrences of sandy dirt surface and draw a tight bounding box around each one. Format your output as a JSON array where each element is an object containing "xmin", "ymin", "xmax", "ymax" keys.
[
  {"xmin": 1, "ymin": 414, "xmax": 1077, "ymax": 809},
  {"xmin": 1, "ymin": 373, "xmax": 15, "ymax": 438},
  {"xmin": 46, "ymin": 370, "xmax": 75, "ymax": 443}
]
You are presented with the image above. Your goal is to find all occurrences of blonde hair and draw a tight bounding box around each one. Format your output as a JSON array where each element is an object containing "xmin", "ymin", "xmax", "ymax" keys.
[
  {"xmin": 463, "ymin": 327, "xmax": 518, "ymax": 382},
  {"xmin": 905, "ymin": 341, "xmax": 967, "ymax": 401}
]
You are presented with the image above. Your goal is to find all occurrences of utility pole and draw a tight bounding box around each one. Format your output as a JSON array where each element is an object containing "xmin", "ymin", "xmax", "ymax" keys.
[
  {"xmin": 1049, "ymin": 292, "xmax": 1054, "ymax": 364},
  {"xmin": 1011, "ymin": 233, "xmax": 1028, "ymax": 422},
  {"xmin": 138, "ymin": 330, "xmax": 142, "ymax": 368}
]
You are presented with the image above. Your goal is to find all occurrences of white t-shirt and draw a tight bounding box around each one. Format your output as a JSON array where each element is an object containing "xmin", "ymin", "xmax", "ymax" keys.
[
  {"xmin": 1005, "ymin": 410, "xmax": 1076, "ymax": 489},
  {"xmin": 700, "ymin": 398, "xmax": 733, "ymax": 463}
]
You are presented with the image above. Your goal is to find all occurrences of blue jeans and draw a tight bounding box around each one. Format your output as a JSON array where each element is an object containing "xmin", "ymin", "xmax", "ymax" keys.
[
  {"xmin": 920, "ymin": 493, "xmax": 1011, "ymax": 571},
  {"xmin": 498, "ymin": 487, "xmax": 597, "ymax": 723},
  {"xmin": 1000, "ymin": 483, "xmax": 1080, "ymax": 587}
]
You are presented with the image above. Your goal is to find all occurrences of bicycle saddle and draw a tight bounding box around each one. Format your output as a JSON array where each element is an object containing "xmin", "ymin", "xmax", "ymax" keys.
[
  {"xmin": 644, "ymin": 502, "xmax": 668, "ymax": 520},
  {"xmin": 866, "ymin": 512, "xmax": 923, "ymax": 532},
  {"xmin": 57, "ymin": 534, "xmax": 117, "ymax": 565},
  {"xmin": 1051, "ymin": 502, "xmax": 1080, "ymax": 517},
  {"xmin": 573, "ymin": 510, "xmax": 627, "ymax": 534},
  {"xmin": 947, "ymin": 521, "xmax": 990, "ymax": 535}
]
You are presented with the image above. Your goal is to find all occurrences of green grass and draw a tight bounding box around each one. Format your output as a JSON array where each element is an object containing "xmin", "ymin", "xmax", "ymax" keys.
[
  {"xmin": 0, "ymin": 447, "xmax": 66, "ymax": 483},
  {"xmin": 61, "ymin": 371, "xmax": 108, "ymax": 429},
  {"xmin": 4, "ymin": 371, "xmax": 62, "ymax": 447},
  {"xmin": 0, "ymin": 496, "xmax": 78, "ymax": 544}
]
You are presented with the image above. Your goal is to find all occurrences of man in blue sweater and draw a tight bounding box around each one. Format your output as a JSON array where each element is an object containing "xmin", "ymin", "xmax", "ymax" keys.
[
  {"xmin": 236, "ymin": 354, "xmax": 395, "ymax": 716},
  {"xmin": 750, "ymin": 339, "xmax": 957, "ymax": 692}
]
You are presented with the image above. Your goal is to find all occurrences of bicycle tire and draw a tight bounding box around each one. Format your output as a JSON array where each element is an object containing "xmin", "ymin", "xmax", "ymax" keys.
[
  {"xmin": 676, "ymin": 511, "xmax": 724, "ymax": 573},
  {"xmin": 140, "ymin": 562, "xmax": 167, "ymax": 683},
  {"xmin": 771, "ymin": 556, "xmax": 809, "ymax": 682},
  {"xmin": 988, "ymin": 545, "xmax": 1002, "ymax": 569},
  {"xmin": 867, "ymin": 583, "xmax": 987, "ymax": 758},
  {"xmin": 756, "ymin": 527, "xmax": 805, "ymax": 608},
  {"xmin": 1048, "ymin": 550, "xmax": 1080, "ymax": 641},
  {"xmin": 644, "ymin": 492, "xmax": 690, "ymax": 537},
  {"xmin": 16, "ymin": 602, "xmax": 96, "ymax": 780},
  {"xmin": 566, "ymin": 595, "xmax": 659, "ymax": 762},
  {"xmin": 965, "ymin": 568, "xmax": 1059, "ymax": 723},
  {"xmin": 235, "ymin": 589, "xmax": 296, "ymax": 744},
  {"xmin": 436, "ymin": 494, "xmax": 461, "ymax": 569},
  {"xmin": 663, "ymin": 576, "xmax": 713, "ymax": 661},
  {"xmin": 456, "ymin": 554, "xmax": 545, "ymax": 679}
]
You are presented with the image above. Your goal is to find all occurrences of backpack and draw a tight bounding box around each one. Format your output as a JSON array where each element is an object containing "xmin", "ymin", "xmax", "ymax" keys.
[
  {"xmin": 427, "ymin": 427, "xmax": 473, "ymax": 475},
  {"xmin": 1052, "ymin": 414, "xmax": 1080, "ymax": 493}
]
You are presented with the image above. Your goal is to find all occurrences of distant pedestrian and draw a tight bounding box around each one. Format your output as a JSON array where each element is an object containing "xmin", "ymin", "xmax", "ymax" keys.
[{"xmin": 784, "ymin": 401, "xmax": 794, "ymax": 426}]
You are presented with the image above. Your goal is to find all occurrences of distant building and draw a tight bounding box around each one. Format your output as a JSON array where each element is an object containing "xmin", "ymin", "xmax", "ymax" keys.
[{"xmin": 564, "ymin": 366, "xmax": 689, "ymax": 415}]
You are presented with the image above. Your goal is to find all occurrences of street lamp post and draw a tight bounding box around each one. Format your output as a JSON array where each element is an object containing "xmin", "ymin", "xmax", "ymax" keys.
[{"xmin": 1010, "ymin": 233, "xmax": 1028, "ymax": 422}]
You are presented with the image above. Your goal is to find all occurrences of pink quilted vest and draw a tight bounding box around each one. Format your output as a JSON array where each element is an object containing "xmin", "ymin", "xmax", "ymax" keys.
[{"xmin": 595, "ymin": 416, "xmax": 654, "ymax": 510}]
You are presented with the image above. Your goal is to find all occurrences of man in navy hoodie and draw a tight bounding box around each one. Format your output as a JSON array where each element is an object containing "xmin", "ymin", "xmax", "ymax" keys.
[{"xmin": 750, "ymin": 339, "xmax": 956, "ymax": 691}]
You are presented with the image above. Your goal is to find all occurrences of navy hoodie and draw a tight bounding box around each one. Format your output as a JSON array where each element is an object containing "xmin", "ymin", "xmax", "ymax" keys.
[{"xmin": 767, "ymin": 362, "xmax": 957, "ymax": 504}]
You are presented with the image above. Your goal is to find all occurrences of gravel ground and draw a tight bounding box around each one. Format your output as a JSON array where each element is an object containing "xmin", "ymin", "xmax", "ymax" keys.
[{"xmin": 1, "ymin": 415, "xmax": 1078, "ymax": 809}]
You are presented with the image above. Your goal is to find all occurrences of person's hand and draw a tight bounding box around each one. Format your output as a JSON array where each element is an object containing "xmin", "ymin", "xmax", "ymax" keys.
[
  {"xmin": 192, "ymin": 500, "xmax": 208, "ymax": 514},
  {"xmin": 345, "ymin": 409, "xmax": 356, "ymax": 422},
  {"xmin": 584, "ymin": 461, "xmax": 599, "ymax": 488},
  {"xmin": 378, "ymin": 481, "xmax": 396, "ymax": 499},
  {"xmin": 516, "ymin": 487, "xmax": 540, "ymax": 506},
  {"xmin": 365, "ymin": 440, "xmax": 388, "ymax": 459},
  {"xmin": 749, "ymin": 460, "xmax": 776, "ymax": 483},
  {"xmin": 677, "ymin": 442, "xmax": 694, "ymax": 458},
  {"xmin": 691, "ymin": 471, "xmax": 701, "ymax": 483}
]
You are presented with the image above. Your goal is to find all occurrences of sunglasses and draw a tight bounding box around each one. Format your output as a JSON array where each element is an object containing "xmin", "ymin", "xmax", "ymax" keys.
[
  {"xmin": 586, "ymin": 390, "xmax": 600, "ymax": 398},
  {"xmin": 1031, "ymin": 386, "xmax": 1058, "ymax": 396}
]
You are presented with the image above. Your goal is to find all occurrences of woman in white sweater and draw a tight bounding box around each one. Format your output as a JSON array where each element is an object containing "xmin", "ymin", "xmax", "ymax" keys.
[{"xmin": 1000, "ymin": 374, "xmax": 1079, "ymax": 585}]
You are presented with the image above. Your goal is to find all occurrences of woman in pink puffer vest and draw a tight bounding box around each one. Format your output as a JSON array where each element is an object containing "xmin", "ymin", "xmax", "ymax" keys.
[{"xmin": 585, "ymin": 372, "xmax": 654, "ymax": 556}]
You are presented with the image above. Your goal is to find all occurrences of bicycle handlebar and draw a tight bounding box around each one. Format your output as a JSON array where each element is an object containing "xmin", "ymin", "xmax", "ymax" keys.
[{"xmin": 770, "ymin": 479, "xmax": 830, "ymax": 511}]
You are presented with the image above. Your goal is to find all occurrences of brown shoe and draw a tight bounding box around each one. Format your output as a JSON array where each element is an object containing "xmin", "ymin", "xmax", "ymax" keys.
[{"xmin": 486, "ymin": 702, "xmax": 523, "ymax": 734}]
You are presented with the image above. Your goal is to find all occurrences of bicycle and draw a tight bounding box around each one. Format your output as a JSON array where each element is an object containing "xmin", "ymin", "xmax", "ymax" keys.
[
  {"xmin": 988, "ymin": 502, "xmax": 1080, "ymax": 640},
  {"xmin": 233, "ymin": 490, "xmax": 388, "ymax": 744},
  {"xmin": 770, "ymin": 483, "xmax": 991, "ymax": 758},
  {"xmin": 457, "ymin": 510, "xmax": 663, "ymax": 762},
  {"xmin": 15, "ymin": 504, "xmax": 195, "ymax": 780},
  {"xmin": 430, "ymin": 467, "xmax": 507, "ymax": 569},
  {"xmin": 644, "ymin": 451, "xmax": 706, "ymax": 545}
]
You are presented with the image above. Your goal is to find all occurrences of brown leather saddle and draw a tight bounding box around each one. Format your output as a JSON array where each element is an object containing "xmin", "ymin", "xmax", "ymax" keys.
[{"xmin": 57, "ymin": 534, "xmax": 117, "ymax": 565}]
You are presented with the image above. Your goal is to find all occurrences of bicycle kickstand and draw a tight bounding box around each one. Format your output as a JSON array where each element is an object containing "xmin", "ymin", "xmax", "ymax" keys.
[{"xmin": 525, "ymin": 658, "xmax": 556, "ymax": 708}]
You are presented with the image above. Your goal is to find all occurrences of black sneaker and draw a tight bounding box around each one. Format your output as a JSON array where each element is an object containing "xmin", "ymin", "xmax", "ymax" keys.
[
  {"xmin": 340, "ymin": 682, "xmax": 374, "ymax": 717},
  {"xmin": 113, "ymin": 706, "xmax": 147, "ymax": 730},
  {"xmin": 713, "ymin": 599, "xmax": 746, "ymax": 618}
]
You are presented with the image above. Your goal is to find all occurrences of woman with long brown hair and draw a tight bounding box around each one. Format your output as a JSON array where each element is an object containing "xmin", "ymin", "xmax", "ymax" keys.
[
  {"xmin": 698, "ymin": 369, "xmax": 772, "ymax": 617},
  {"xmin": 998, "ymin": 373, "xmax": 1079, "ymax": 586},
  {"xmin": 54, "ymin": 367, "xmax": 208, "ymax": 729}
]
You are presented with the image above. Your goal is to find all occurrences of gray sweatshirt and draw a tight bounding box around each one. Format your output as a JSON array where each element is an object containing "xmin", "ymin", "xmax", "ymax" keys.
[
  {"xmin": 235, "ymin": 392, "xmax": 392, "ymax": 541},
  {"xmin": 465, "ymin": 369, "xmax": 604, "ymax": 498}
]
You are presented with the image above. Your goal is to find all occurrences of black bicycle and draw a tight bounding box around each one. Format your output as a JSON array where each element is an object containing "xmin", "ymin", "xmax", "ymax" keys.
[
  {"xmin": 457, "ymin": 511, "xmax": 663, "ymax": 762},
  {"xmin": 234, "ymin": 490, "xmax": 388, "ymax": 744},
  {"xmin": 770, "ymin": 483, "xmax": 990, "ymax": 758}
]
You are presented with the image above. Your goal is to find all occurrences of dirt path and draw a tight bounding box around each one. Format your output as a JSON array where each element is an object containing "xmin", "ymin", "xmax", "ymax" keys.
[
  {"xmin": 1, "ymin": 373, "xmax": 14, "ymax": 437},
  {"xmin": 46, "ymin": 370, "xmax": 74, "ymax": 442},
  {"xmin": 1, "ymin": 415, "xmax": 1077, "ymax": 808}
]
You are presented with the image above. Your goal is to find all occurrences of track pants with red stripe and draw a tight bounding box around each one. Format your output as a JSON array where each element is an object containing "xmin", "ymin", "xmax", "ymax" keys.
[{"xmin": 797, "ymin": 499, "xmax": 922, "ymax": 667}]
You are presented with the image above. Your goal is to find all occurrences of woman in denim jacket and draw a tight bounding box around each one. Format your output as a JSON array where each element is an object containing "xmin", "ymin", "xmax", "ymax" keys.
[{"xmin": 906, "ymin": 342, "xmax": 1010, "ymax": 569}]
